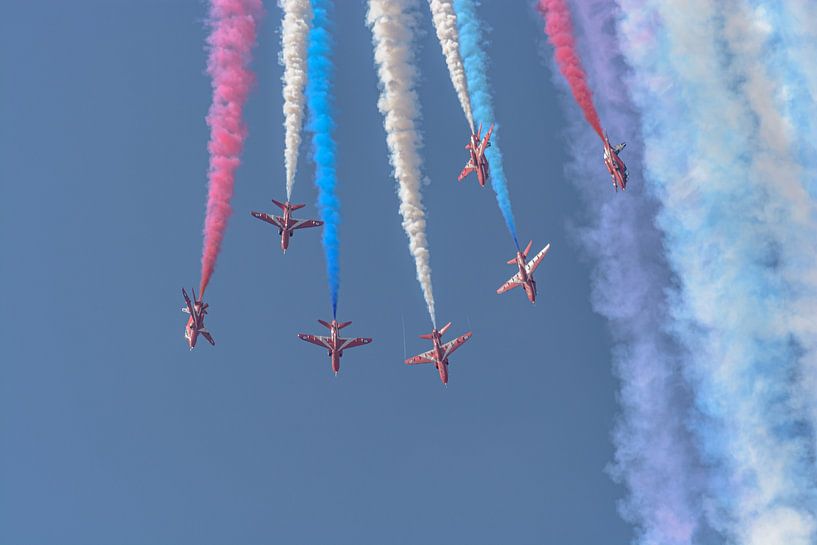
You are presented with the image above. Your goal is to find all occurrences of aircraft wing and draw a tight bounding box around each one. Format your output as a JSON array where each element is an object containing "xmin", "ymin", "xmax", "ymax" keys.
[
  {"xmin": 291, "ymin": 219, "xmax": 324, "ymax": 231},
  {"xmin": 341, "ymin": 337, "xmax": 372, "ymax": 350},
  {"xmin": 298, "ymin": 333, "xmax": 331, "ymax": 349},
  {"xmin": 442, "ymin": 332, "xmax": 472, "ymax": 359},
  {"xmin": 201, "ymin": 329, "xmax": 215, "ymax": 346},
  {"xmin": 405, "ymin": 350, "xmax": 435, "ymax": 365},
  {"xmin": 181, "ymin": 289, "xmax": 195, "ymax": 315},
  {"xmin": 496, "ymin": 273, "xmax": 522, "ymax": 294},
  {"xmin": 525, "ymin": 244, "xmax": 551, "ymax": 275},
  {"xmin": 477, "ymin": 124, "xmax": 493, "ymax": 154},
  {"xmin": 251, "ymin": 211, "xmax": 283, "ymax": 229},
  {"xmin": 458, "ymin": 160, "xmax": 476, "ymax": 181}
]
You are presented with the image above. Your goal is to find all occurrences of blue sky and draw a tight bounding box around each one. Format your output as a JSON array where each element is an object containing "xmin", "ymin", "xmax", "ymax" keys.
[{"xmin": 0, "ymin": 1, "xmax": 632, "ymax": 543}]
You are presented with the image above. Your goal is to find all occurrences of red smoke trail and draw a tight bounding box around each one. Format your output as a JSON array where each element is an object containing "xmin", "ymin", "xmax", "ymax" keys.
[
  {"xmin": 537, "ymin": 0, "xmax": 604, "ymax": 140},
  {"xmin": 199, "ymin": 0, "xmax": 263, "ymax": 296}
]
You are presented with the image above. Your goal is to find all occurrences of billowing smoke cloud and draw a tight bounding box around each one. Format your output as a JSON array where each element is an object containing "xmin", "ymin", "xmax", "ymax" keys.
[
  {"xmin": 279, "ymin": 0, "xmax": 312, "ymax": 200},
  {"xmin": 453, "ymin": 0, "xmax": 519, "ymax": 248},
  {"xmin": 551, "ymin": 1, "xmax": 711, "ymax": 543},
  {"xmin": 366, "ymin": 0, "xmax": 436, "ymax": 326},
  {"xmin": 306, "ymin": 0, "xmax": 340, "ymax": 317},
  {"xmin": 766, "ymin": 0, "xmax": 817, "ymax": 477},
  {"xmin": 427, "ymin": 0, "xmax": 474, "ymax": 130},
  {"xmin": 726, "ymin": 0, "xmax": 817, "ymax": 525},
  {"xmin": 199, "ymin": 0, "xmax": 263, "ymax": 295},
  {"xmin": 615, "ymin": 0, "xmax": 817, "ymax": 543},
  {"xmin": 536, "ymin": 0, "xmax": 603, "ymax": 140}
]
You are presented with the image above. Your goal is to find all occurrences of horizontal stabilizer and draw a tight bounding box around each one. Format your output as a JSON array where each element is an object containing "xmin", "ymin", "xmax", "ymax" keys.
[
  {"xmin": 439, "ymin": 322, "xmax": 452, "ymax": 336},
  {"xmin": 290, "ymin": 202, "xmax": 306, "ymax": 211},
  {"xmin": 318, "ymin": 319, "xmax": 332, "ymax": 330},
  {"xmin": 271, "ymin": 198, "xmax": 287, "ymax": 211},
  {"xmin": 337, "ymin": 321, "xmax": 352, "ymax": 329},
  {"xmin": 419, "ymin": 333, "xmax": 434, "ymax": 340}
]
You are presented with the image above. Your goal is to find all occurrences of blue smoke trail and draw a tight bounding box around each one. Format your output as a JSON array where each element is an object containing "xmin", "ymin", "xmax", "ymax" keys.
[
  {"xmin": 453, "ymin": 0, "xmax": 519, "ymax": 250},
  {"xmin": 305, "ymin": 0, "xmax": 339, "ymax": 317},
  {"xmin": 616, "ymin": 1, "xmax": 817, "ymax": 542},
  {"xmin": 746, "ymin": 0, "xmax": 817, "ymax": 484}
]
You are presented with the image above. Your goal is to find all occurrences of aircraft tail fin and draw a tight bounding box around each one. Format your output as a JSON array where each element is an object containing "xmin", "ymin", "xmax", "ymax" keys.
[
  {"xmin": 337, "ymin": 321, "xmax": 352, "ymax": 329},
  {"xmin": 318, "ymin": 319, "xmax": 332, "ymax": 330}
]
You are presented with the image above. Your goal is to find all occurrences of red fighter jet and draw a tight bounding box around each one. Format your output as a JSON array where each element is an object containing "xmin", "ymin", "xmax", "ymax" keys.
[
  {"xmin": 298, "ymin": 319, "xmax": 372, "ymax": 376},
  {"xmin": 496, "ymin": 241, "xmax": 551, "ymax": 304},
  {"xmin": 458, "ymin": 123, "xmax": 494, "ymax": 187},
  {"xmin": 602, "ymin": 133, "xmax": 628, "ymax": 191},
  {"xmin": 181, "ymin": 288, "xmax": 215, "ymax": 349},
  {"xmin": 405, "ymin": 322, "xmax": 472, "ymax": 385},
  {"xmin": 251, "ymin": 198, "xmax": 323, "ymax": 253}
]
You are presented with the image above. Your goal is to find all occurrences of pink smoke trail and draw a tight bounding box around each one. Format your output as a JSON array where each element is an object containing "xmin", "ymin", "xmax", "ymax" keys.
[
  {"xmin": 199, "ymin": 0, "xmax": 263, "ymax": 296},
  {"xmin": 537, "ymin": 0, "xmax": 604, "ymax": 140}
]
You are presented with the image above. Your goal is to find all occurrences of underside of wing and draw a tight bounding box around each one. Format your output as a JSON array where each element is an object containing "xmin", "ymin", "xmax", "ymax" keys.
[
  {"xmin": 342, "ymin": 337, "xmax": 372, "ymax": 350},
  {"xmin": 298, "ymin": 334, "xmax": 330, "ymax": 349},
  {"xmin": 405, "ymin": 350, "xmax": 435, "ymax": 365},
  {"xmin": 443, "ymin": 332, "xmax": 472, "ymax": 359},
  {"xmin": 252, "ymin": 211, "xmax": 282, "ymax": 229},
  {"xmin": 292, "ymin": 219, "xmax": 324, "ymax": 230},
  {"xmin": 525, "ymin": 244, "xmax": 551, "ymax": 275},
  {"xmin": 458, "ymin": 160, "xmax": 476, "ymax": 181},
  {"xmin": 497, "ymin": 273, "xmax": 522, "ymax": 294}
]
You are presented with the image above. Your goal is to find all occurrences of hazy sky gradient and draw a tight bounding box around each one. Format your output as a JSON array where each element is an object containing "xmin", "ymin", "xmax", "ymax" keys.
[{"xmin": 0, "ymin": 1, "xmax": 632, "ymax": 543}]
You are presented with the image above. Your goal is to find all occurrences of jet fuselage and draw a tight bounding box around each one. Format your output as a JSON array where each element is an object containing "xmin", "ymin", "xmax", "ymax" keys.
[
  {"xmin": 603, "ymin": 136, "xmax": 628, "ymax": 191},
  {"xmin": 514, "ymin": 252, "xmax": 537, "ymax": 303}
]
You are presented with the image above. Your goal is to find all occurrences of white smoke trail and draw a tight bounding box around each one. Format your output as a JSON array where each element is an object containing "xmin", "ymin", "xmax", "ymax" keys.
[
  {"xmin": 279, "ymin": 0, "xmax": 312, "ymax": 200},
  {"xmin": 616, "ymin": 0, "xmax": 817, "ymax": 543},
  {"xmin": 427, "ymin": 0, "xmax": 473, "ymax": 130},
  {"xmin": 720, "ymin": 2, "xmax": 817, "ymax": 542},
  {"xmin": 786, "ymin": 0, "xmax": 817, "ymax": 116},
  {"xmin": 366, "ymin": 0, "xmax": 436, "ymax": 326},
  {"xmin": 740, "ymin": 0, "xmax": 817, "ymax": 503}
]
